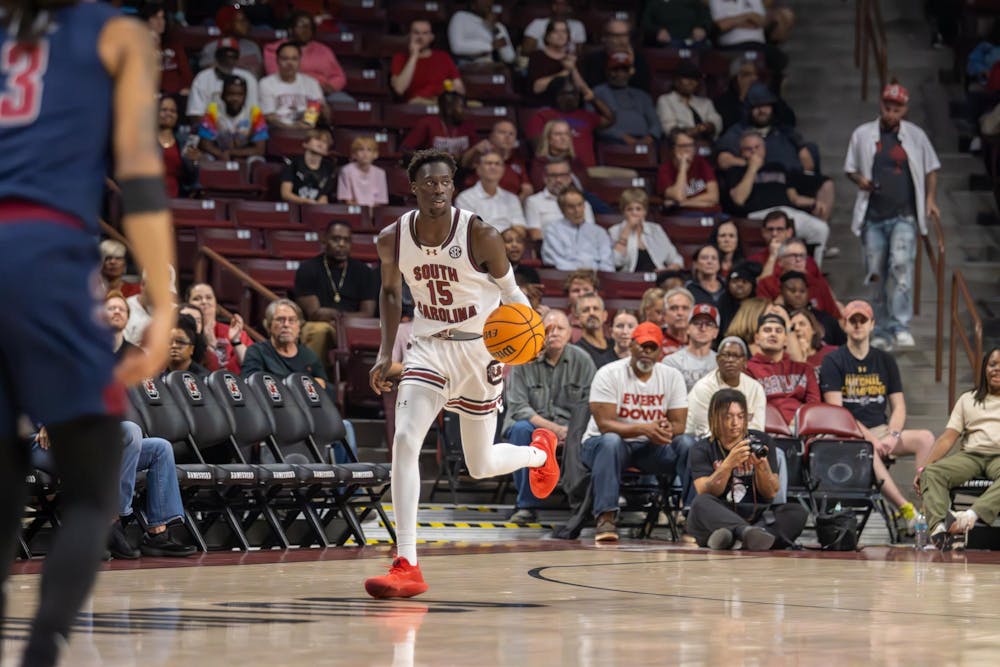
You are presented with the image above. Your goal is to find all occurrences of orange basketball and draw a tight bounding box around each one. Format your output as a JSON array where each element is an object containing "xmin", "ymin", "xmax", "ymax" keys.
[{"xmin": 482, "ymin": 303, "xmax": 545, "ymax": 365}]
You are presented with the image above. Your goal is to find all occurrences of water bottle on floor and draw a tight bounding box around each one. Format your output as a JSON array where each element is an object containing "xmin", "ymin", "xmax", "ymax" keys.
[{"xmin": 913, "ymin": 512, "xmax": 928, "ymax": 550}]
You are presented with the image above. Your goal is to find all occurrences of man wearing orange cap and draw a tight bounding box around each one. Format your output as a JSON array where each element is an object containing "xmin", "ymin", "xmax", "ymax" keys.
[
  {"xmin": 581, "ymin": 321, "xmax": 694, "ymax": 542},
  {"xmin": 845, "ymin": 82, "xmax": 941, "ymax": 350}
]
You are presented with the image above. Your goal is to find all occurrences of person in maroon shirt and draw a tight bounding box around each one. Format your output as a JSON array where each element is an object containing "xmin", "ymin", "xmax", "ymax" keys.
[
  {"xmin": 391, "ymin": 19, "xmax": 464, "ymax": 103},
  {"xmin": 657, "ymin": 128, "xmax": 720, "ymax": 214},
  {"xmin": 402, "ymin": 91, "xmax": 480, "ymax": 161},
  {"xmin": 157, "ymin": 95, "xmax": 199, "ymax": 198},
  {"xmin": 746, "ymin": 210, "xmax": 821, "ymax": 280},
  {"xmin": 746, "ymin": 313, "xmax": 821, "ymax": 425},
  {"xmin": 526, "ymin": 76, "xmax": 614, "ymax": 168}
]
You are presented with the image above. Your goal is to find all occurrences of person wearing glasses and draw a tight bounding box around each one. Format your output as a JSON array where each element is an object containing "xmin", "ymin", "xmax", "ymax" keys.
[
  {"xmin": 657, "ymin": 128, "xmax": 721, "ymax": 214},
  {"xmin": 241, "ymin": 299, "xmax": 328, "ymax": 383},
  {"xmin": 820, "ymin": 299, "xmax": 934, "ymax": 530},
  {"xmin": 686, "ymin": 336, "xmax": 767, "ymax": 439},
  {"xmin": 756, "ymin": 237, "xmax": 840, "ymax": 320},
  {"xmin": 663, "ymin": 304, "xmax": 720, "ymax": 392},
  {"xmin": 163, "ymin": 314, "xmax": 210, "ymax": 378},
  {"xmin": 524, "ymin": 156, "xmax": 595, "ymax": 242},
  {"xmin": 687, "ymin": 387, "xmax": 807, "ymax": 550}
]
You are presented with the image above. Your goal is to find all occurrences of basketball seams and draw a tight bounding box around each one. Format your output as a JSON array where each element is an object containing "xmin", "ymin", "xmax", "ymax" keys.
[{"xmin": 483, "ymin": 303, "xmax": 545, "ymax": 365}]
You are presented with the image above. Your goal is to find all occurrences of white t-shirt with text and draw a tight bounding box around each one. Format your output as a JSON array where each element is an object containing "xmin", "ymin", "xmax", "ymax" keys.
[
  {"xmin": 259, "ymin": 72, "xmax": 324, "ymax": 125},
  {"xmin": 584, "ymin": 358, "xmax": 688, "ymax": 441}
]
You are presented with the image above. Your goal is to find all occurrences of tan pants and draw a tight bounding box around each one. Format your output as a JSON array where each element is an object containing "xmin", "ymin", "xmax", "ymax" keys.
[{"xmin": 301, "ymin": 321, "xmax": 337, "ymax": 376}]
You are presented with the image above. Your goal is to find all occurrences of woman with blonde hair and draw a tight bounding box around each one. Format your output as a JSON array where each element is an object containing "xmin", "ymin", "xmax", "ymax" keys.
[
  {"xmin": 639, "ymin": 287, "xmax": 666, "ymax": 326},
  {"xmin": 609, "ymin": 188, "xmax": 684, "ymax": 272},
  {"xmin": 724, "ymin": 297, "xmax": 769, "ymax": 350},
  {"xmin": 529, "ymin": 119, "xmax": 587, "ymax": 189}
]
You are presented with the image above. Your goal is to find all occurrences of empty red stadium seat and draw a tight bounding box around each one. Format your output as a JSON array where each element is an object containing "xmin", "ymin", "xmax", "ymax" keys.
[
  {"xmin": 385, "ymin": 164, "xmax": 413, "ymax": 204},
  {"xmin": 300, "ymin": 203, "xmax": 371, "ymax": 232},
  {"xmin": 372, "ymin": 205, "xmax": 413, "ymax": 230},
  {"xmin": 198, "ymin": 161, "xmax": 262, "ymax": 198},
  {"xmin": 594, "ymin": 213, "xmax": 620, "ymax": 230},
  {"xmin": 795, "ymin": 404, "xmax": 865, "ymax": 440},
  {"xmin": 383, "ymin": 103, "xmax": 437, "ymax": 130},
  {"xmin": 250, "ymin": 161, "xmax": 285, "ymax": 201},
  {"xmin": 535, "ymin": 268, "xmax": 571, "ymax": 297},
  {"xmin": 174, "ymin": 25, "xmax": 220, "ymax": 52},
  {"xmin": 463, "ymin": 104, "xmax": 515, "ymax": 133},
  {"xmin": 335, "ymin": 316, "xmax": 383, "ymax": 413},
  {"xmin": 386, "ymin": 0, "xmax": 448, "ymax": 28},
  {"xmin": 585, "ymin": 175, "xmax": 653, "ymax": 207},
  {"xmin": 597, "ymin": 271, "xmax": 659, "ymax": 299},
  {"xmin": 765, "ymin": 403, "xmax": 794, "ymax": 437},
  {"xmin": 229, "ymin": 200, "xmax": 300, "ymax": 229},
  {"xmin": 335, "ymin": 0, "xmax": 388, "ymax": 26},
  {"xmin": 329, "ymin": 100, "xmax": 383, "ymax": 128},
  {"xmin": 266, "ymin": 129, "xmax": 309, "ymax": 160},
  {"xmin": 169, "ymin": 198, "xmax": 231, "ymax": 229},
  {"xmin": 462, "ymin": 71, "xmax": 520, "ymax": 104},
  {"xmin": 266, "ymin": 229, "xmax": 323, "ymax": 260},
  {"xmin": 660, "ymin": 217, "xmax": 715, "ymax": 244},
  {"xmin": 196, "ymin": 227, "xmax": 266, "ymax": 258},
  {"xmin": 240, "ymin": 258, "xmax": 300, "ymax": 291},
  {"xmin": 315, "ymin": 29, "xmax": 370, "ymax": 56},
  {"xmin": 348, "ymin": 231, "xmax": 381, "ymax": 263},
  {"xmin": 597, "ymin": 142, "xmax": 660, "ymax": 171},
  {"xmin": 365, "ymin": 33, "xmax": 410, "ymax": 60},
  {"xmin": 342, "ymin": 64, "xmax": 391, "ymax": 100}
]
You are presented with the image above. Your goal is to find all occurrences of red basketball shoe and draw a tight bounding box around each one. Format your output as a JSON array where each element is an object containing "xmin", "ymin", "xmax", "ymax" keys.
[
  {"xmin": 364, "ymin": 557, "xmax": 429, "ymax": 599},
  {"xmin": 528, "ymin": 428, "xmax": 560, "ymax": 499}
]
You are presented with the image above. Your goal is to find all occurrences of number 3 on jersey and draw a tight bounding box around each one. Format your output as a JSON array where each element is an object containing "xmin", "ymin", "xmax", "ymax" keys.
[{"xmin": 0, "ymin": 40, "xmax": 49, "ymax": 126}]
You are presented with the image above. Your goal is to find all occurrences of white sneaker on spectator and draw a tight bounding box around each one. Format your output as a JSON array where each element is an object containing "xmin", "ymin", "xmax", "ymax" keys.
[
  {"xmin": 894, "ymin": 331, "xmax": 916, "ymax": 348},
  {"xmin": 823, "ymin": 246, "xmax": 841, "ymax": 259},
  {"xmin": 871, "ymin": 336, "xmax": 893, "ymax": 351}
]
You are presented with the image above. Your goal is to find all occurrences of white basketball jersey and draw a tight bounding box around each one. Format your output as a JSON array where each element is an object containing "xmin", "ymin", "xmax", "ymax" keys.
[{"xmin": 396, "ymin": 207, "xmax": 501, "ymax": 338}]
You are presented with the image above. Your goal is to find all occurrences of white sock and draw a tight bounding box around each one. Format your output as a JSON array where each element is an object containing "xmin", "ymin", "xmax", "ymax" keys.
[
  {"xmin": 527, "ymin": 445, "xmax": 547, "ymax": 468},
  {"xmin": 459, "ymin": 415, "xmax": 543, "ymax": 478}
]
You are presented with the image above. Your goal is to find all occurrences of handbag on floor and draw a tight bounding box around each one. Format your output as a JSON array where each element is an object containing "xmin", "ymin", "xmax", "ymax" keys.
[{"xmin": 815, "ymin": 510, "xmax": 859, "ymax": 551}]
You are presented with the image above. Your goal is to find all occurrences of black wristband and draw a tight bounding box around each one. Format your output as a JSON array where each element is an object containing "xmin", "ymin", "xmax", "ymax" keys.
[
  {"xmin": 120, "ymin": 176, "xmax": 169, "ymax": 215},
  {"xmin": 230, "ymin": 339, "xmax": 242, "ymax": 347}
]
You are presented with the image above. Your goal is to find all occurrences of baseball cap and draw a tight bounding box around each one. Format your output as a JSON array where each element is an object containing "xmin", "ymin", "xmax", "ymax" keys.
[
  {"xmin": 842, "ymin": 300, "xmax": 874, "ymax": 320},
  {"xmin": 756, "ymin": 313, "xmax": 786, "ymax": 331},
  {"xmin": 216, "ymin": 37, "xmax": 240, "ymax": 53},
  {"xmin": 746, "ymin": 82, "xmax": 778, "ymax": 108},
  {"xmin": 881, "ymin": 83, "xmax": 909, "ymax": 105},
  {"xmin": 728, "ymin": 261, "xmax": 760, "ymax": 285},
  {"xmin": 631, "ymin": 321, "xmax": 664, "ymax": 346},
  {"xmin": 674, "ymin": 60, "xmax": 702, "ymax": 81},
  {"xmin": 607, "ymin": 51, "xmax": 633, "ymax": 69},
  {"xmin": 689, "ymin": 303, "xmax": 720, "ymax": 327}
]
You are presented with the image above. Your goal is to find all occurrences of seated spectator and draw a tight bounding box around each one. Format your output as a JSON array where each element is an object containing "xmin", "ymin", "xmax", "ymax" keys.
[
  {"xmin": 709, "ymin": 220, "xmax": 745, "ymax": 278},
  {"xmin": 563, "ymin": 269, "xmax": 601, "ymax": 314},
  {"xmin": 662, "ymin": 286, "xmax": 694, "ymax": 355},
  {"xmin": 611, "ymin": 309, "xmax": 639, "ymax": 359},
  {"xmin": 541, "ymin": 187, "xmax": 613, "ymax": 271},
  {"xmin": 198, "ymin": 5, "xmax": 263, "ymax": 75},
  {"xmin": 747, "ymin": 210, "xmax": 820, "ymax": 280},
  {"xmin": 241, "ymin": 299, "xmax": 330, "ymax": 385},
  {"xmin": 391, "ymin": 20, "xmax": 464, "ymax": 104},
  {"xmin": 259, "ymin": 42, "xmax": 328, "ymax": 130},
  {"xmin": 504, "ymin": 309, "xmax": 595, "ymax": 524},
  {"xmin": 656, "ymin": 61, "xmax": 722, "ymax": 141},
  {"xmin": 521, "ymin": 0, "xmax": 587, "ymax": 53},
  {"xmin": 294, "ymin": 221, "xmax": 378, "ymax": 371},
  {"xmin": 641, "ymin": 0, "xmax": 712, "ymax": 46},
  {"xmin": 187, "ymin": 38, "xmax": 259, "ymax": 124},
  {"xmin": 526, "ymin": 19, "xmax": 581, "ymax": 106},
  {"xmin": 462, "ymin": 120, "xmax": 533, "ymax": 199},
  {"xmin": 609, "ymin": 188, "xmax": 683, "ymax": 272},
  {"xmin": 502, "ymin": 227, "xmax": 541, "ymax": 286},
  {"xmin": 657, "ymin": 269, "xmax": 688, "ymax": 292},
  {"xmin": 574, "ymin": 292, "xmax": 617, "ymax": 369},
  {"xmin": 158, "ymin": 95, "xmax": 199, "ymax": 197},
  {"xmin": 105, "ymin": 290, "xmax": 139, "ymax": 361},
  {"xmin": 639, "ymin": 286, "xmax": 666, "ymax": 326},
  {"xmin": 688, "ymin": 388, "xmax": 807, "ymax": 550},
  {"xmin": 524, "ymin": 157, "xmax": 595, "ymax": 242},
  {"xmin": 196, "ymin": 76, "xmax": 268, "ymax": 162},
  {"xmin": 179, "ymin": 302, "xmax": 221, "ymax": 372},
  {"xmin": 747, "ymin": 313, "xmax": 820, "ymax": 425},
  {"xmin": 528, "ymin": 77, "xmax": 614, "ymax": 170},
  {"xmin": 143, "ymin": 1, "xmax": 191, "ymax": 96},
  {"xmin": 583, "ymin": 322, "xmax": 694, "ymax": 542},
  {"xmin": 686, "ymin": 336, "xmax": 766, "ymax": 438},
  {"xmin": 918, "ymin": 347, "xmax": 1000, "ymax": 551},
  {"xmin": 280, "ymin": 128, "xmax": 336, "ymax": 205},
  {"xmin": 820, "ymin": 300, "xmax": 933, "ymax": 528},
  {"xmin": 778, "ymin": 271, "xmax": 844, "ymax": 345},
  {"xmin": 756, "ymin": 238, "xmax": 840, "ymax": 319},
  {"xmin": 686, "ymin": 245, "xmax": 725, "ymax": 306},
  {"xmin": 402, "ymin": 91, "xmax": 479, "ymax": 161},
  {"xmin": 724, "ymin": 296, "xmax": 769, "ymax": 349},
  {"xmin": 789, "ymin": 308, "xmax": 837, "ymax": 373},
  {"xmin": 124, "ymin": 265, "xmax": 177, "ymax": 346},
  {"xmin": 455, "ymin": 149, "xmax": 527, "ymax": 233},
  {"xmin": 264, "ymin": 11, "xmax": 352, "ymax": 104},
  {"xmin": 593, "ymin": 51, "xmax": 661, "ymax": 146},
  {"xmin": 529, "ymin": 119, "xmax": 589, "ymax": 191},
  {"xmin": 657, "ymin": 128, "xmax": 720, "ymax": 214},
  {"xmin": 663, "ymin": 303, "xmax": 720, "ymax": 391},
  {"xmin": 581, "ymin": 18, "xmax": 651, "ymax": 90},
  {"xmin": 713, "ymin": 55, "xmax": 796, "ymax": 133},
  {"xmin": 723, "ymin": 132, "xmax": 831, "ymax": 264},
  {"xmin": 763, "ymin": 300, "xmax": 806, "ymax": 361},
  {"xmin": 447, "ymin": 0, "xmax": 516, "ymax": 66},
  {"xmin": 718, "ymin": 261, "xmax": 759, "ymax": 334},
  {"xmin": 709, "ymin": 0, "xmax": 787, "ymax": 77},
  {"xmin": 336, "ymin": 136, "xmax": 389, "ymax": 209},
  {"xmin": 99, "ymin": 239, "xmax": 139, "ymax": 297},
  {"xmin": 186, "ymin": 283, "xmax": 252, "ymax": 373},
  {"xmin": 164, "ymin": 314, "xmax": 210, "ymax": 378}
]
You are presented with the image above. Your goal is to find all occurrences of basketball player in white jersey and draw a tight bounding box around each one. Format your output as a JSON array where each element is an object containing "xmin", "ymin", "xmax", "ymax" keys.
[{"xmin": 365, "ymin": 149, "xmax": 559, "ymax": 598}]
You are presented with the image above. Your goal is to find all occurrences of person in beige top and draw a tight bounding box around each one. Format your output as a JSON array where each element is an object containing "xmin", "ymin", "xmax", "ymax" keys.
[
  {"xmin": 918, "ymin": 347, "xmax": 1000, "ymax": 550},
  {"xmin": 655, "ymin": 61, "xmax": 722, "ymax": 141}
]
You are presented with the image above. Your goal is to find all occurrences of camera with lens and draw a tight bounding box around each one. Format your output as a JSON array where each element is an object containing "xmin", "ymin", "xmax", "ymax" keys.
[{"xmin": 747, "ymin": 435, "xmax": 768, "ymax": 459}]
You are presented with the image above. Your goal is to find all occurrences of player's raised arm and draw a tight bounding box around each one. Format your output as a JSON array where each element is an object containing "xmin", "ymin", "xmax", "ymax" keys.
[
  {"xmin": 98, "ymin": 17, "xmax": 176, "ymax": 384},
  {"xmin": 470, "ymin": 217, "xmax": 530, "ymax": 307},
  {"xmin": 371, "ymin": 223, "xmax": 403, "ymax": 394}
]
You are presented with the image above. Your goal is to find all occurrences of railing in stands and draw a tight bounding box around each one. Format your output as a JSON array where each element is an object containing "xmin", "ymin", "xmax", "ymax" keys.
[
  {"xmin": 913, "ymin": 213, "xmax": 946, "ymax": 382},
  {"xmin": 948, "ymin": 270, "xmax": 983, "ymax": 412},
  {"xmin": 100, "ymin": 220, "xmax": 265, "ymax": 343},
  {"xmin": 193, "ymin": 246, "xmax": 277, "ymax": 343},
  {"xmin": 855, "ymin": 0, "xmax": 888, "ymax": 100}
]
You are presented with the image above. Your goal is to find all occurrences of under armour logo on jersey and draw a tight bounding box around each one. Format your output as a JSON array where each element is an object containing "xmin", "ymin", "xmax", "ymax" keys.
[
  {"xmin": 424, "ymin": 248, "xmax": 438, "ymax": 255},
  {"xmin": 448, "ymin": 246, "xmax": 462, "ymax": 259}
]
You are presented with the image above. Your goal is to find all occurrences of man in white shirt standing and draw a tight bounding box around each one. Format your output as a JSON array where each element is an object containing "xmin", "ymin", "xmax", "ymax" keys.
[
  {"xmin": 844, "ymin": 83, "xmax": 941, "ymax": 349},
  {"xmin": 259, "ymin": 42, "xmax": 328, "ymax": 129},
  {"xmin": 187, "ymin": 38, "xmax": 259, "ymax": 124},
  {"xmin": 582, "ymin": 322, "xmax": 694, "ymax": 542},
  {"xmin": 454, "ymin": 148, "xmax": 526, "ymax": 233},
  {"xmin": 524, "ymin": 156, "xmax": 594, "ymax": 241}
]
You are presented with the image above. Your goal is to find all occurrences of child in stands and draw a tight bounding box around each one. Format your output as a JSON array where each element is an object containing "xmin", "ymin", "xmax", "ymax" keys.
[{"xmin": 337, "ymin": 135, "xmax": 389, "ymax": 210}]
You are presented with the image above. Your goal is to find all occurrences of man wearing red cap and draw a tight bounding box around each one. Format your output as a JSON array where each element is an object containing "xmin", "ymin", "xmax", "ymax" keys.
[
  {"xmin": 845, "ymin": 82, "xmax": 941, "ymax": 349},
  {"xmin": 581, "ymin": 321, "xmax": 694, "ymax": 542},
  {"xmin": 187, "ymin": 37, "xmax": 260, "ymax": 124},
  {"xmin": 663, "ymin": 303, "xmax": 720, "ymax": 392},
  {"xmin": 198, "ymin": 5, "xmax": 263, "ymax": 75}
]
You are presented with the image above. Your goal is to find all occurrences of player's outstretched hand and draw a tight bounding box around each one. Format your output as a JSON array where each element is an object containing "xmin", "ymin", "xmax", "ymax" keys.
[
  {"xmin": 115, "ymin": 310, "xmax": 172, "ymax": 386},
  {"xmin": 370, "ymin": 355, "xmax": 396, "ymax": 395}
]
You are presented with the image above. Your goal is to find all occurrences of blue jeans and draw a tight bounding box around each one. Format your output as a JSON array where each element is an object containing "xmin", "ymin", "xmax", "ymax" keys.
[
  {"xmin": 120, "ymin": 421, "xmax": 184, "ymax": 528},
  {"xmin": 862, "ymin": 215, "xmax": 917, "ymax": 336},
  {"xmin": 580, "ymin": 432, "xmax": 695, "ymax": 516},
  {"xmin": 333, "ymin": 419, "xmax": 358, "ymax": 463},
  {"xmin": 506, "ymin": 420, "xmax": 544, "ymax": 509}
]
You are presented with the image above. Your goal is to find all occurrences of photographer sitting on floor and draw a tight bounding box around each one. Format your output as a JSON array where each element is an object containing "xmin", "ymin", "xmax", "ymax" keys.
[{"xmin": 687, "ymin": 388, "xmax": 808, "ymax": 550}]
